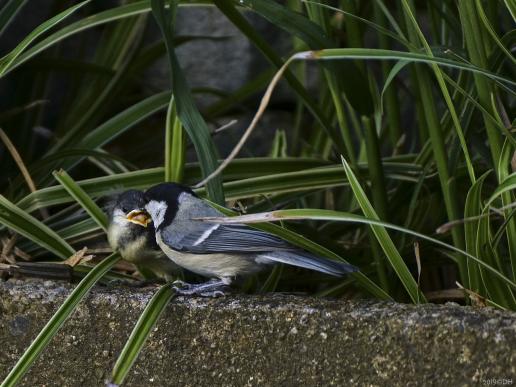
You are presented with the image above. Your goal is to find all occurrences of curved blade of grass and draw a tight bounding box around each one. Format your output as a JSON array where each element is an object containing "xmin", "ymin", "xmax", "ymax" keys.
[
  {"xmin": 309, "ymin": 48, "xmax": 515, "ymax": 89},
  {"xmin": 152, "ymin": 0, "xmax": 223, "ymax": 203},
  {"xmin": 213, "ymin": 0, "xmax": 347, "ymax": 154},
  {"xmin": 1, "ymin": 1, "xmax": 213, "ymax": 78},
  {"xmin": 341, "ymin": 157, "xmax": 425, "ymax": 303},
  {"xmin": 302, "ymin": 0, "xmax": 412, "ymax": 49},
  {"xmin": 1, "ymin": 253, "xmax": 120, "ymax": 387},
  {"xmin": 52, "ymin": 169, "xmax": 108, "ymax": 231},
  {"xmin": 16, "ymin": 160, "xmax": 423, "ymax": 213},
  {"xmin": 110, "ymin": 285, "xmax": 175, "ymax": 386},
  {"xmin": 486, "ymin": 173, "xmax": 516, "ymax": 207},
  {"xmin": 237, "ymin": 0, "xmax": 374, "ymax": 115},
  {"xmin": 260, "ymin": 264, "xmax": 284, "ymax": 293},
  {"xmin": 464, "ymin": 171, "xmax": 491, "ymax": 292},
  {"xmin": 19, "ymin": 159, "xmax": 330, "ymax": 212},
  {"xmin": 0, "ymin": 195, "xmax": 74, "ymax": 259},
  {"xmin": 0, "ymin": 0, "xmax": 90, "ymax": 77},
  {"xmin": 201, "ymin": 208, "xmax": 516, "ymax": 290},
  {"xmin": 1, "ymin": 1, "xmax": 149, "ymax": 77},
  {"xmin": 205, "ymin": 68, "xmax": 274, "ymax": 118},
  {"xmin": 164, "ymin": 99, "xmax": 185, "ymax": 182},
  {"xmin": 379, "ymin": 60, "xmax": 409, "ymax": 116},
  {"xmin": 208, "ymin": 202, "xmax": 391, "ymax": 300},
  {"xmin": 440, "ymin": 72, "xmax": 513, "ymax": 142},
  {"xmin": 0, "ymin": 0, "xmax": 28, "ymax": 37},
  {"xmin": 53, "ymin": 91, "xmax": 171, "ymax": 160},
  {"xmin": 476, "ymin": 0, "xmax": 516, "ymax": 66},
  {"xmin": 401, "ymin": 0, "xmax": 475, "ymax": 184}
]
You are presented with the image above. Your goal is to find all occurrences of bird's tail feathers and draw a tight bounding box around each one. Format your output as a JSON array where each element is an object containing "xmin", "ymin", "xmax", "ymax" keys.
[{"xmin": 259, "ymin": 251, "xmax": 357, "ymax": 276}]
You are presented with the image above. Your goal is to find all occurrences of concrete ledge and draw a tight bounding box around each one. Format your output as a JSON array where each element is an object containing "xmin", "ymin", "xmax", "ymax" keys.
[{"xmin": 0, "ymin": 279, "xmax": 515, "ymax": 386}]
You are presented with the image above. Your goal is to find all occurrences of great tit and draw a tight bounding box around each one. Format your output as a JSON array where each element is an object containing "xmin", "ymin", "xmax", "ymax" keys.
[
  {"xmin": 126, "ymin": 182, "xmax": 357, "ymax": 296},
  {"xmin": 107, "ymin": 189, "xmax": 179, "ymax": 281}
]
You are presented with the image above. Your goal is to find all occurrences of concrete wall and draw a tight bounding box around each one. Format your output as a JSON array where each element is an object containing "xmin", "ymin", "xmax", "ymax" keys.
[{"xmin": 1, "ymin": 279, "xmax": 515, "ymax": 386}]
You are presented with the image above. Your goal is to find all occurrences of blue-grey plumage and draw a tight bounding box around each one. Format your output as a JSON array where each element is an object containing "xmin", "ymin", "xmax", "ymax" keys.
[
  {"xmin": 141, "ymin": 183, "xmax": 357, "ymax": 295},
  {"xmin": 107, "ymin": 190, "xmax": 179, "ymax": 281}
]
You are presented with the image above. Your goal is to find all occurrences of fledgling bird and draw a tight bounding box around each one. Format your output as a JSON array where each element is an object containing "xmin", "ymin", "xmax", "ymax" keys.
[
  {"xmin": 125, "ymin": 182, "xmax": 357, "ymax": 296},
  {"xmin": 107, "ymin": 189, "xmax": 179, "ymax": 281}
]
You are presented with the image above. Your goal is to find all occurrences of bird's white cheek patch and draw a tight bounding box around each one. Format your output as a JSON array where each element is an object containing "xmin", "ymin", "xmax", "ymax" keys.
[
  {"xmin": 146, "ymin": 200, "xmax": 166, "ymax": 227},
  {"xmin": 112, "ymin": 208, "xmax": 129, "ymax": 225}
]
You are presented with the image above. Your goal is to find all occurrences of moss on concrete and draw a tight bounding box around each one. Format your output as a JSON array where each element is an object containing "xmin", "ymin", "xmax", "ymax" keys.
[{"xmin": 0, "ymin": 279, "xmax": 515, "ymax": 386}]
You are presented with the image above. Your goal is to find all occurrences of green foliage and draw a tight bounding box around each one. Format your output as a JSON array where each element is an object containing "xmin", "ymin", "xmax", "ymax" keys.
[
  {"xmin": 110, "ymin": 285, "xmax": 176, "ymax": 386},
  {"xmin": 0, "ymin": 0, "xmax": 515, "ymax": 384}
]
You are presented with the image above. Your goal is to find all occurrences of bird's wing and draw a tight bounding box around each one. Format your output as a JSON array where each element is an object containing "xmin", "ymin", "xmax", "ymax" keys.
[{"xmin": 161, "ymin": 221, "xmax": 294, "ymax": 254}]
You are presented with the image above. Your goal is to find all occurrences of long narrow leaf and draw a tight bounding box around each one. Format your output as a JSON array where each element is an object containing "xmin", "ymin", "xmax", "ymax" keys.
[
  {"xmin": 201, "ymin": 208, "xmax": 516, "ymax": 290},
  {"xmin": 0, "ymin": 195, "xmax": 74, "ymax": 259},
  {"xmin": 152, "ymin": 0, "xmax": 224, "ymax": 203},
  {"xmin": 0, "ymin": 0, "xmax": 90, "ymax": 76},
  {"xmin": 341, "ymin": 157, "xmax": 426, "ymax": 303},
  {"xmin": 208, "ymin": 202, "xmax": 391, "ymax": 300},
  {"xmin": 16, "ymin": 160, "xmax": 422, "ymax": 213},
  {"xmin": 1, "ymin": 253, "xmax": 121, "ymax": 387},
  {"xmin": 164, "ymin": 100, "xmax": 185, "ymax": 182},
  {"xmin": 110, "ymin": 285, "xmax": 175, "ymax": 386},
  {"xmin": 52, "ymin": 169, "xmax": 108, "ymax": 231},
  {"xmin": 0, "ymin": 0, "xmax": 28, "ymax": 37}
]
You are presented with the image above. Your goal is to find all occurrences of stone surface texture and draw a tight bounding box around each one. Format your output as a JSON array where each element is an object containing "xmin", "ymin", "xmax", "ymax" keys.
[{"xmin": 0, "ymin": 279, "xmax": 515, "ymax": 387}]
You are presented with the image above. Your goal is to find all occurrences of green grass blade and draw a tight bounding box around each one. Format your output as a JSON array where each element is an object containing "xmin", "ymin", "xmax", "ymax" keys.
[
  {"xmin": 0, "ymin": 0, "xmax": 28, "ymax": 37},
  {"xmin": 0, "ymin": 0, "xmax": 90, "ymax": 77},
  {"xmin": 476, "ymin": 0, "xmax": 516, "ymax": 66},
  {"xmin": 464, "ymin": 171, "xmax": 491, "ymax": 292},
  {"xmin": 152, "ymin": 0, "xmax": 224, "ymax": 203},
  {"xmin": 52, "ymin": 169, "xmax": 108, "ymax": 231},
  {"xmin": 303, "ymin": 0, "xmax": 412, "ymax": 49},
  {"xmin": 110, "ymin": 285, "xmax": 175, "ymax": 386},
  {"xmin": 164, "ymin": 100, "xmax": 185, "ymax": 182},
  {"xmin": 400, "ymin": 0, "xmax": 475, "ymax": 184},
  {"xmin": 53, "ymin": 91, "xmax": 171, "ymax": 157},
  {"xmin": 205, "ymin": 208, "xmax": 516, "ymax": 291},
  {"xmin": 0, "ymin": 195, "xmax": 74, "ymax": 259},
  {"xmin": 209, "ymin": 202, "xmax": 391, "ymax": 300},
  {"xmin": 310, "ymin": 48, "xmax": 515, "ymax": 89},
  {"xmin": 1, "ymin": 1, "xmax": 150, "ymax": 77},
  {"xmin": 341, "ymin": 157, "xmax": 425, "ymax": 303},
  {"xmin": 1, "ymin": 253, "xmax": 121, "ymax": 387},
  {"xmin": 486, "ymin": 173, "xmax": 516, "ymax": 207},
  {"xmin": 239, "ymin": 0, "xmax": 374, "ymax": 115},
  {"xmin": 14, "ymin": 159, "xmax": 422, "ymax": 214},
  {"xmin": 213, "ymin": 0, "xmax": 347, "ymax": 154}
]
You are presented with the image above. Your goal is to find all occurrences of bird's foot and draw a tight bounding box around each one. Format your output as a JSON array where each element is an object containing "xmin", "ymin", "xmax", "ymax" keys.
[{"xmin": 171, "ymin": 279, "xmax": 229, "ymax": 297}]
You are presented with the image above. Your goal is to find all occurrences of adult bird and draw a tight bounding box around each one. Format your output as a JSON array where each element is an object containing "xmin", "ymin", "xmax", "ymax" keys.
[
  {"xmin": 126, "ymin": 182, "xmax": 357, "ymax": 296},
  {"xmin": 107, "ymin": 189, "xmax": 179, "ymax": 282}
]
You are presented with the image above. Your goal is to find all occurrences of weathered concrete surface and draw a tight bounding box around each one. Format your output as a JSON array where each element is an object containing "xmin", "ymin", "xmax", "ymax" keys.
[{"xmin": 0, "ymin": 279, "xmax": 515, "ymax": 387}]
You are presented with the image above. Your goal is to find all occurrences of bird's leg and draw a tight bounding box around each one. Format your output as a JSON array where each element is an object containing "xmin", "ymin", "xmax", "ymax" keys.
[{"xmin": 171, "ymin": 278, "xmax": 230, "ymax": 297}]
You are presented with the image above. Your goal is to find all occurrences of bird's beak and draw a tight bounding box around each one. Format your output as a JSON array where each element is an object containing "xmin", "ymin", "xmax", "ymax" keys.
[{"xmin": 126, "ymin": 209, "xmax": 151, "ymax": 227}]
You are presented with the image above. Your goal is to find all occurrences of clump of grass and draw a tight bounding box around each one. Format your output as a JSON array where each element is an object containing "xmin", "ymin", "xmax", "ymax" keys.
[{"xmin": 0, "ymin": 0, "xmax": 514, "ymax": 384}]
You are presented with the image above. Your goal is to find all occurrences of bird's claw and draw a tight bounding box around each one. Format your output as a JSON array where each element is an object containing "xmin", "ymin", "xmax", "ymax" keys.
[
  {"xmin": 171, "ymin": 279, "xmax": 188, "ymax": 289},
  {"xmin": 200, "ymin": 290, "xmax": 226, "ymax": 298},
  {"xmin": 171, "ymin": 280, "xmax": 229, "ymax": 297}
]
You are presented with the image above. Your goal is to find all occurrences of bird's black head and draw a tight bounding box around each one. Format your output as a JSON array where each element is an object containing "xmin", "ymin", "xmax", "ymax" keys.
[
  {"xmin": 144, "ymin": 183, "xmax": 197, "ymax": 229},
  {"xmin": 144, "ymin": 182, "xmax": 196, "ymax": 203},
  {"xmin": 113, "ymin": 189, "xmax": 147, "ymax": 215}
]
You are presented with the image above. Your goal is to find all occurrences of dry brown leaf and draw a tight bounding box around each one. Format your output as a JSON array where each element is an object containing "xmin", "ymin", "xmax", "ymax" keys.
[
  {"xmin": 63, "ymin": 247, "xmax": 94, "ymax": 267},
  {"xmin": 456, "ymin": 281, "xmax": 487, "ymax": 308}
]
